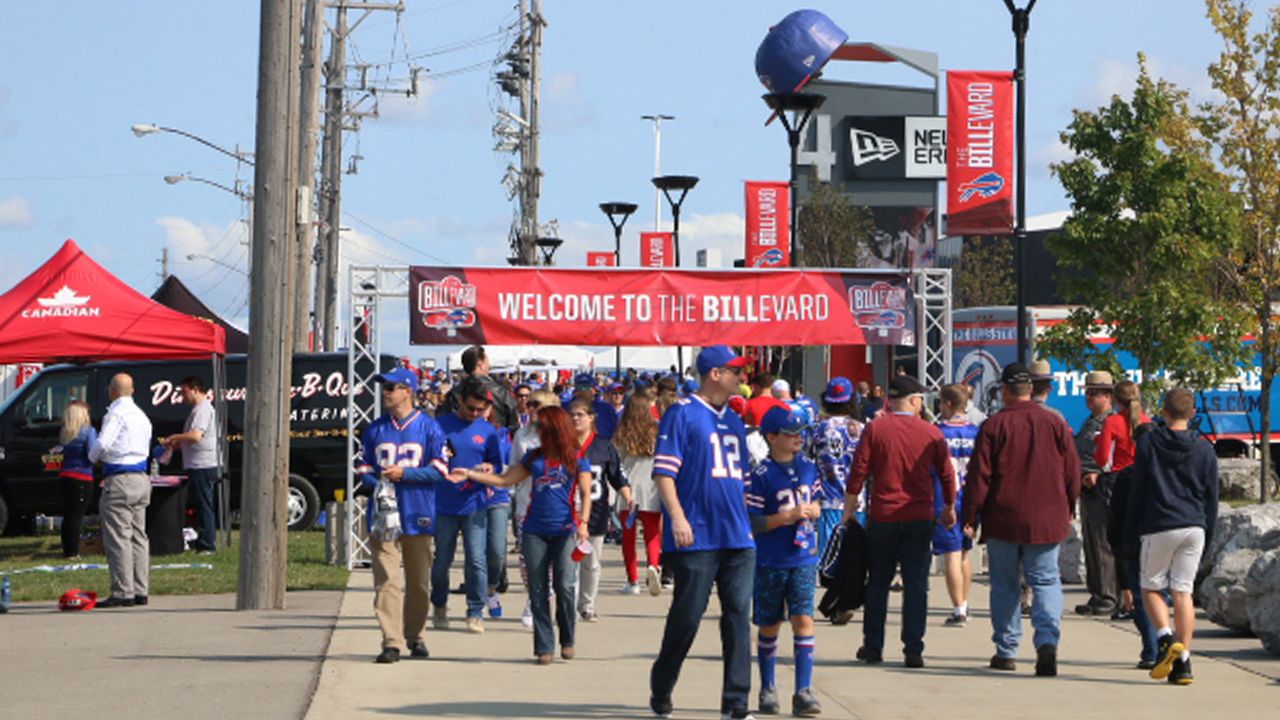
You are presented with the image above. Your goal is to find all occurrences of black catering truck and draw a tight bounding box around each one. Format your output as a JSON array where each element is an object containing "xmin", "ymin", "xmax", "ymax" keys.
[{"xmin": 0, "ymin": 352, "xmax": 393, "ymax": 536}]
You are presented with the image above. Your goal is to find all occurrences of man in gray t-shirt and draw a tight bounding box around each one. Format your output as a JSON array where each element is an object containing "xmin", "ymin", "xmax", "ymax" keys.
[{"xmin": 163, "ymin": 376, "xmax": 220, "ymax": 552}]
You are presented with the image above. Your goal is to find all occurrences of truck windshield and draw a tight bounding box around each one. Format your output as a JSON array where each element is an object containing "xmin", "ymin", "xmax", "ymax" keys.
[{"xmin": 11, "ymin": 370, "xmax": 89, "ymax": 425}]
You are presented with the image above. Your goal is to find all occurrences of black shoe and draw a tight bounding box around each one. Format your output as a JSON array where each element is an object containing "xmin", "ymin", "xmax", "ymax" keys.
[
  {"xmin": 1073, "ymin": 602, "xmax": 1093, "ymax": 615},
  {"xmin": 855, "ymin": 646, "xmax": 882, "ymax": 664},
  {"xmin": 1110, "ymin": 608, "xmax": 1133, "ymax": 621},
  {"xmin": 133, "ymin": 595, "xmax": 148, "ymax": 606},
  {"xmin": 97, "ymin": 596, "xmax": 134, "ymax": 609},
  {"xmin": 1150, "ymin": 635, "xmax": 1184, "ymax": 680},
  {"xmin": 1168, "ymin": 657, "xmax": 1193, "ymax": 685},
  {"xmin": 989, "ymin": 655, "xmax": 1017, "ymax": 671},
  {"xmin": 1137, "ymin": 658, "xmax": 1156, "ymax": 670},
  {"xmin": 650, "ymin": 696, "xmax": 674, "ymax": 718},
  {"xmin": 374, "ymin": 647, "xmax": 400, "ymax": 664},
  {"xmin": 904, "ymin": 653, "xmax": 925, "ymax": 669},
  {"xmin": 1035, "ymin": 644, "xmax": 1057, "ymax": 677},
  {"xmin": 408, "ymin": 640, "xmax": 429, "ymax": 658}
]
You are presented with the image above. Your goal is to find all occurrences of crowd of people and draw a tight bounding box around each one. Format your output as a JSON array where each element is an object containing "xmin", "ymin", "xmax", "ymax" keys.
[{"xmin": 360, "ymin": 344, "xmax": 1220, "ymax": 719}]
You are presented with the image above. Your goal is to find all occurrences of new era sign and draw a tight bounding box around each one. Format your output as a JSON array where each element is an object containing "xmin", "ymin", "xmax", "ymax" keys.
[{"xmin": 844, "ymin": 116, "xmax": 946, "ymax": 180}]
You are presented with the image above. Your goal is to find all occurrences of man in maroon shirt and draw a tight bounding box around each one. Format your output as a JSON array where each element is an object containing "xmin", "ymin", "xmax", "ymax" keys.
[
  {"xmin": 843, "ymin": 376, "xmax": 955, "ymax": 668},
  {"xmin": 964, "ymin": 363, "xmax": 1081, "ymax": 677}
]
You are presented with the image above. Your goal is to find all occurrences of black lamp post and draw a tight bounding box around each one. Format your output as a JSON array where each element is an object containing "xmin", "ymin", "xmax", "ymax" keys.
[
  {"xmin": 652, "ymin": 175, "xmax": 699, "ymax": 268},
  {"xmin": 600, "ymin": 201, "xmax": 638, "ymax": 378},
  {"xmin": 535, "ymin": 236, "xmax": 563, "ymax": 266},
  {"xmin": 652, "ymin": 175, "xmax": 698, "ymax": 376},
  {"xmin": 762, "ymin": 92, "xmax": 826, "ymax": 267},
  {"xmin": 1005, "ymin": 0, "xmax": 1036, "ymax": 364}
]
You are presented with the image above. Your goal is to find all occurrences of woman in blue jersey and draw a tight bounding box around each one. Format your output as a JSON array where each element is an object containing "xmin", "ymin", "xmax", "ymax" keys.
[
  {"xmin": 57, "ymin": 401, "xmax": 97, "ymax": 558},
  {"xmin": 934, "ymin": 384, "xmax": 979, "ymax": 627},
  {"xmin": 451, "ymin": 405, "xmax": 592, "ymax": 664}
]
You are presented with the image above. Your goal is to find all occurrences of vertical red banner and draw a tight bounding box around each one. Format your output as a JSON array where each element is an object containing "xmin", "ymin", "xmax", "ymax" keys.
[
  {"xmin": 744, "ymin": 181, "xmax": 791, "ymax": 267},
  {"xmin": 639, "ymin": 232, "xmax": 675, "ymax": 267},
  {"xmin": 586, "ymin": 252, "xmax": 616, "ymax": 267},
  {"xmin": 946, "ymin": 70, "xmax": 1015, "ymax": 236}
]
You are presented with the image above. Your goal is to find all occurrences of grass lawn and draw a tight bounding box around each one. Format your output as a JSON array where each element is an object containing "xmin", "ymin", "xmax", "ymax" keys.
[{"xmin": 0, "ymin": 530, "xmax": 349, "ymax": 603}]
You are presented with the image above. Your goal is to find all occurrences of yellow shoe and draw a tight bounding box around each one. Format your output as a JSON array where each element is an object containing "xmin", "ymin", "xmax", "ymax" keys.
[{"xmin": 1149, "ymin": 636, "xmax": 1185, "ymax": 680}]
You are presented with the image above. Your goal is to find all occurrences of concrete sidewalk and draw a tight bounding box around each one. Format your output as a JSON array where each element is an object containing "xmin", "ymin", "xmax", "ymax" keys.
[
  {"xmin": 307, "ymin": 554, "xmax": 1278, "ymax": 720},
  {"xmin": 2, "ymin": 589, "xmax": 341, "ymax": 720}
]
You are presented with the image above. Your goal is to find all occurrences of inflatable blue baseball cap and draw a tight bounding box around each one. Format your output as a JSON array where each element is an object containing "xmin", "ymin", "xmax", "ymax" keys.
[{"xmin": 755, "ymin": 9, "xmax": 849, "ymax": 93}]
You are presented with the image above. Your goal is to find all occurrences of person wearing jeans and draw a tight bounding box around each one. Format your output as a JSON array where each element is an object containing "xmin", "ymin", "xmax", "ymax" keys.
[
  {"xmin": 648, "ymin": 346, "xmax": 756, "ymax": 720},
  {"xmin": 455, "ymin": 404, "xmax": 592, "ymax": 664},
  {"xmin": 162, "ymin": 376, "xmax": 220, "ymax": 552},
  {"xmin": 964, "ymin": 363, "xmax": 1081, "ymax": 676},
  {"xmin": 433, "ymin": 376, "xmax": 505, "ymax": 633},
  {"xmin": 843, "ymin": 375, "xmax": 956, "ymax": 668}
]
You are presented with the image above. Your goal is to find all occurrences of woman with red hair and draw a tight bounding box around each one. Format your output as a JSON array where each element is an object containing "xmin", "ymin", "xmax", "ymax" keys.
[{"xmin": 452, "ymin": 405, "xmax": 592, "ymax": 664}]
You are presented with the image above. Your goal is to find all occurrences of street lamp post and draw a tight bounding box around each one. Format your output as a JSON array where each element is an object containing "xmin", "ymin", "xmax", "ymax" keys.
[
  {"xmin": 762, "ymin": 92, "xmax": 826, "ymax": 267},
  {"xmin": 641, "ymin": 114, "xmax": 675, "ymax": 230},
  {"xmin": 535, "ymin": 236, "xmax": 564, "ymax": 265},
  {"xmin": 132, "ymin": 124, "xmax": 255, "ymax": 165},
  {"xmin": 652, "ymin": 175, "xmax": 699, "ymax": 375},
  {"xmin": 164, "ymin": 174, "xmax": 253, "ymax": 201},
  {"xmin": 600, "ymin": 201, "xmax": 638, "ymax": 379},
  {"xmin": 1004, "ymin": 0, "xmax": 1037, "ymax": 364}
]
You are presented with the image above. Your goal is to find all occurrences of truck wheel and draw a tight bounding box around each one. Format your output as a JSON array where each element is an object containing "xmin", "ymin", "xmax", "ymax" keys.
[
  {"xmin": 0, "ymin": 494, "xmax": 8, "ymax": 537},
  {"xmin": 287, "ymin": 474, "xmax": 321, "ymax": 532}
]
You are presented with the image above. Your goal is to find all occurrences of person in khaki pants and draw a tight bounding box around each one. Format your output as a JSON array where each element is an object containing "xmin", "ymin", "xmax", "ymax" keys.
[
  {"xmin": 88, "ymin": 373, "xmax": 154, "ymax": 608},
  {"xmin": 355, "ymin": 367, "xmax": 450, "ymax": 664}
]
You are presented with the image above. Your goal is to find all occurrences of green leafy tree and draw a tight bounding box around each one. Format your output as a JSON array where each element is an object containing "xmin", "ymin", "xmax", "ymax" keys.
[
  {"xmin": 954, "ymin": 236, "xmax": 1015, "ymax": 307},
  {"xmin": 796, "ymin": 181, "xmax": 876, "ymax": 268},
  {"xmin": 1203, "ymin": 0, "xmax": 1280, "ymax": 502},
  {"xmin": 1041, "ymin": 55, "xmax": 1247, "ymax": 406}
]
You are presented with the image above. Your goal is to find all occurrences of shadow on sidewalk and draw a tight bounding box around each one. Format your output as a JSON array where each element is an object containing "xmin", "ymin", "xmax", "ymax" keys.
[
  {"xmin": 366, "ymin": 701, "xmax": 646, "ymax": 718},
  {"xmin": 118, "ymin": 653, "xmax": 324, "ymax": 663}
]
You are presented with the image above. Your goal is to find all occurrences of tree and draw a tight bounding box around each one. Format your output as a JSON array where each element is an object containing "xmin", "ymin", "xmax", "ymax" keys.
[
  {"xmin": 954, "ymin": 235, "xmax": 1015, "ymax": 307},
  {"xmin": 795, "ymin": 180, "xmax": 876, "ymax": 268},
  {"xmin": 1040, "ymin": 55, "xmax": 1247, "ymax": 405},
  {"xmin": 1203, "ymin": 0, "xmax": 1280, "ymax": 502}
]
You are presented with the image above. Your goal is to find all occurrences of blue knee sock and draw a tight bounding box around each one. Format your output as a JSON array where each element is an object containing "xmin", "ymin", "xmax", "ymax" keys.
[
  {"xmin": 757, "ymin": 633, "xmax": 778, "ymax": 689},
  {"xmin": 795, "ymin": 635, "xmax": 815, "ymax": 690}
]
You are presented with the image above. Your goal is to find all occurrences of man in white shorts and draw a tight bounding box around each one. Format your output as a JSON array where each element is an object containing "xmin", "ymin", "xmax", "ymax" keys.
[{"xmin": 1125, "ymin": 387, "xmax": 1219, "ymax": 686}]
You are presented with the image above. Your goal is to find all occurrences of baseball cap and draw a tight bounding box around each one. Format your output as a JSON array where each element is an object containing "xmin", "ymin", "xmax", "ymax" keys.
[
  {"xmin": 1028, "ymin": 360, "xmax": 1052, "ymax": 381},
  {"xmin": 1000, "ymin": 362, "xmax": 1033, "ymax": 385},
  {"xmin": 573, "ymin": 372, "xmax": 595, "ymax": 388},
  {"xmin": 696, "ymin": 345, "xmax": 750, "ymax": 375},
  {"xmin": 760, "ymin": 406, "xmax": 804, "ymax": 436},
  {"xmin": 681, "ymin": 378, "xmax": 700, "ymax": 395},
  {"xmin": 771, "ymin": 378, "xmax": 791, "ymax": 395},
  {"xmin": 607, "ymin": 382, "xmax": 625, "ymax": 393},
  {"xmin": 823, "ymin": 377, "xmax": 854, "ymax": 403},
  {"xmin": 375, "ymin": 367, "xmax": 419, "ymax": 392},
  {"xmin": 887, "ymin": 375, "xmax": 926, "ymax": 399}
]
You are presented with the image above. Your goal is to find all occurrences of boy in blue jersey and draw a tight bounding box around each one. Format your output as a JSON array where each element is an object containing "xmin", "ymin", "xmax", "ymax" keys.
[
  {"xmin": 649, "ymin": 346, "xmax": 755, "ymax": 720},
  {"xmin": 431, "ymin": 376, "xmax": 505, "ymax": 634},
  {"xmin": 747, "ymin": 407, "xmax": 824, "ymax": 717},
  {"xmin": 354, "ymin": 368, "xmax": 450, "ymax": 664},
  {"xmin": 935, "ymin": 384, "xmax": 979, "ymax": 627}
]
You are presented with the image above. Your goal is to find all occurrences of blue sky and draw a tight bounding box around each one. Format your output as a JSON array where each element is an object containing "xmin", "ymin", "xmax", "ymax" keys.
[{"xmin": 0, "ymin": 1, "xmax": 1231, "ymax": 362}]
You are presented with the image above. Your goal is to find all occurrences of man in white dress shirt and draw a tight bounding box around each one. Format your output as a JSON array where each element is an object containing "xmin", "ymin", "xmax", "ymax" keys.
[{"xmin": 89, "ymin": 373, "xmax": 154, "ymax": 608}]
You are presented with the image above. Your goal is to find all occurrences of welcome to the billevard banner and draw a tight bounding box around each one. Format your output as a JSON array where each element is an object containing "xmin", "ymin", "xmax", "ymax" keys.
[{"xmin": 408, "ymin": 267, "xmax": 916, "ymax": 347}]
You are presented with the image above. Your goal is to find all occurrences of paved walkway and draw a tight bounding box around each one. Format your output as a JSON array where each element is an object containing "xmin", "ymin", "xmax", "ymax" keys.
[{"xmin": 307, "ymin": 553, "xmax": 1279, "ymax": 720}]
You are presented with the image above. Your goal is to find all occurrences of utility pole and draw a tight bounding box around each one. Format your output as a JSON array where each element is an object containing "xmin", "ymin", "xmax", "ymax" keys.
[
  {"xmin": 495, "ymin": 0, "xmax": 544, "ymax": 265},
  {"xmin": 293, "ymin": 0, "xmax": 325, "ymax": 353},
  {"xmin": 522, "ymin": 0, "xmax": 544, "ymax": 264},
  {"xmin": 239, "ymin": 0, "xmax": 301, "ymax": 611},
  {"xmin": 314, "ymin": 3, "xmax": 347, "ymax": 352},
  {"xmin": 641, "ymin": 114, "xmax": 674, "ymax": 231}
]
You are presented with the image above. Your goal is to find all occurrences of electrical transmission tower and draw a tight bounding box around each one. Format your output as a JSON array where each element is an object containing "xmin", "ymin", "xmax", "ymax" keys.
[{"xmin": 493, "ymin": 0, "xmax": 546, "ymax": 266}]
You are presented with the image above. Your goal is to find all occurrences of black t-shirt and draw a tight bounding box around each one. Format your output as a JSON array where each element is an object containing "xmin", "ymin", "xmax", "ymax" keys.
[{"xmin": 583, "ymin": 434, "xmax": 627, "ymax": 535}]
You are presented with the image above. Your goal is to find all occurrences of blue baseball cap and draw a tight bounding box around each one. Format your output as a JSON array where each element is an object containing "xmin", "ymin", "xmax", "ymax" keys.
[
  {"xmin": 607, "ymin": 382, "xmax": 625, "ymax": 393},
  {"xmin": 559, "ymin": 389, "xmax": 577, "ymax": 406},
  {"xmin": 374, "ymin": 367, "xmax": 419, "ymax": 392},
  {"xmin": 760, "ymin": 406, "xmax": 804, "ymax": 436},
  {"xmin": 695, "ymin": 345, "xmax": 749, "ymax": 375},
  {"xmin": 574, "ymin": 372, "xmax": 595, "ymax": 387},
  {"xmin": 823, "ymin": 377, "xmax": 854, "ymax": 404},
  {"xmin": 681, "ymin": 378, "xmax": 700, "ymax": 395}
]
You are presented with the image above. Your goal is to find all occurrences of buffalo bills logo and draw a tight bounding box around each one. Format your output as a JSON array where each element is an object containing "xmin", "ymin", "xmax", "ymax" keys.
[
  {"xmin": 471, "ymin": 434, "xmax": 485, "ymax": 445},
  {"xmin": 752, "ymin": 248, "xmax": 786, "ymax": 267},
  {"xmin": 958, "ymin": 172, "xmax": 1005, "ymax": 203}
]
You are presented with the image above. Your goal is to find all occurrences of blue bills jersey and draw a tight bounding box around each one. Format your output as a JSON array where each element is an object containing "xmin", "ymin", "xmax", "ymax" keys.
[
  {"xmin": 653, "ymin": 395, "xmax": 754, "ymax": 552},
  {"xmin": 934, "ymin": 418, "xmax": 979, "ymax": 512},
  {"xmin": 808, "ymin": 415, "xmax": 862, "ymax": 509},
  {"xmin": 435, "ymin": 413, "xmax": 505, "ymax": 516},
  {"xmin": 521, "ymin": 450, "xmax": 593, "ymax": 536},
  {"xmin": 746, "ymin": 455, "xmax": 823, "ymax": 568},
  {"xmin": 355, "ymin": 409, "xmax": 449, "ymax": 535}
]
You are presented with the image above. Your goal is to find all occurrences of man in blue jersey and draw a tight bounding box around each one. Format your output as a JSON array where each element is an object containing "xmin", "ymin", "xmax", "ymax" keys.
[
  {"xmin": 355, "ymin": 368, "xmax": 449, "ymax": 664},
  {"xmin": 431, "ymin": 376, "xmax": 505, "ymax": 634},
  {"xmin": 649, "ymin": 345, "xmax": 755, "ymax": 720},
  {"xmin": 934, "ymin": 384, "xmax": 979, "ymax": 627},
  {"xmin": 748, "ymin": 407, "xmax": 824, "ymax": 717}
]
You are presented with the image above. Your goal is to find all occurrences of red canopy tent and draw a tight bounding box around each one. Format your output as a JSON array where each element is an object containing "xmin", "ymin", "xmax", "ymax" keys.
[{"xmin": 0, "ymin": 239, "xmax": 226, "ymax": 363}]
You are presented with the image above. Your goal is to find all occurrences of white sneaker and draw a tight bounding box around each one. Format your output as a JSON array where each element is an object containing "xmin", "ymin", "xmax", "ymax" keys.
[
  {"xmin": 521, "ymin": 602, "xmax": 534, "ymax": 629},
  {"xmin": 619, "ymin": 582, "xmax": 643, "ymax": 595},
  {"xmin": 646, "ymin": 565, "xmax": 662, "ymax": 597}
]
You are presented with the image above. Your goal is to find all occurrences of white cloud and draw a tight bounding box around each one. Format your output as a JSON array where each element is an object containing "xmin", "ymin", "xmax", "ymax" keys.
[
  {"xmin": 376, "ymin": 77, "xmax": 443, "ymax": 124},
  {"xmin": 0, "ymin": 196, "xmax": 34, "ymax": 229},
  {"xmin": 1084, "ymin": 55, "xmax": 1221, "ymax": 108},
  {"xmin": 542, "ymin": 72, "xmax": 598, "ymax": 133}
]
